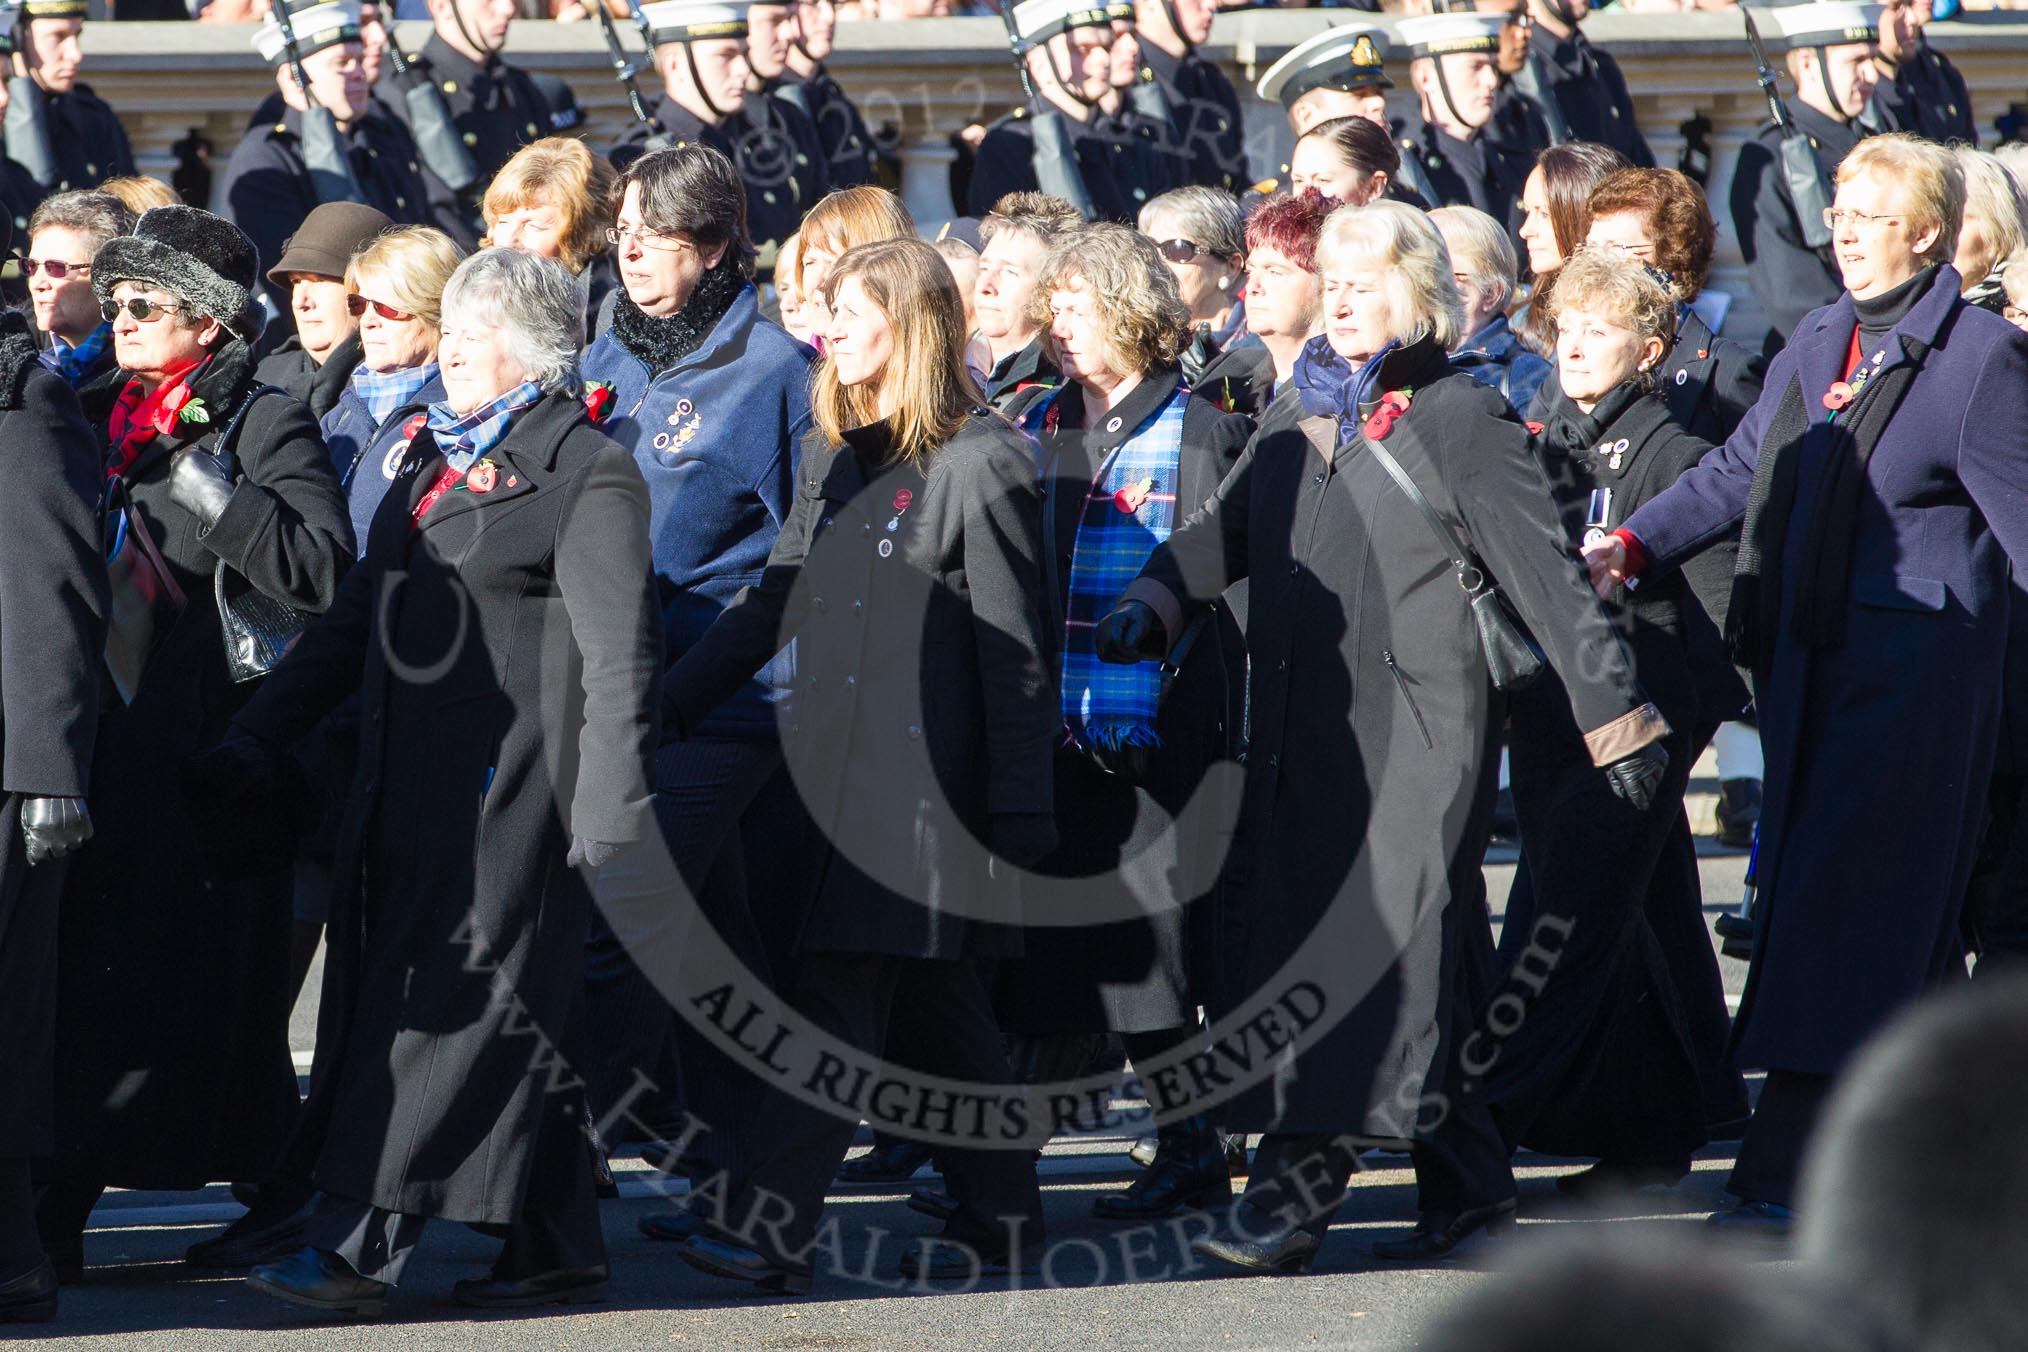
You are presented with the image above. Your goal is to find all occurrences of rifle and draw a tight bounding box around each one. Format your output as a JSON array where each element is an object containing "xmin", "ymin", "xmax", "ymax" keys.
[
  {"xmin": 1745, "ymin": 8, "xmax": 1834, "ymax": 251},
  {"xmin": 998, "ymin": 4, "xmax": 1098, "ymax": 220},
  {"xmin": 382, "ymin": 29, "xmax": 480, "ymax": 194},
  {"xmin": 1, "ymin": 9, "xmax": 57, "ymax": 190},
  {"xmin": 596, "ymin": 0, "xmax": 670, "ymax": 150},
  {"xmin": 273, "ymin": 0, "xmax": 366, "ymax": 205},
  {"xmin": 1511, "ymin": 49, "xmax": 1572, "ymax": 146}
]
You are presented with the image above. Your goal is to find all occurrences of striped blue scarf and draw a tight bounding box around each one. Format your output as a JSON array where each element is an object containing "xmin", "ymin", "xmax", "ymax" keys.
[
  {"xmin": 39, "ymin": 323, "xmax": 110, "ymax": 388},
  {"xmin": 1032, "ymin": 385, "xmax": 1191, "ymax": 751},
  {"xmin": 425, "ymin": 380, "xmax": 544, "ymax": 473},
  {"xmin": 350, "ymin": 361, "xmax": 439, "ymax": 426}
]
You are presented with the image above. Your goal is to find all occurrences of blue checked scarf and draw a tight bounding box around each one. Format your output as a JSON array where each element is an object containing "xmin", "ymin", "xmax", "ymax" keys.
[
  {"xmin": 1033, "ymin": 384, "xmax": 1191, "ymax": 751},
  {"xmin": 425, "ymin": 379, "xmax": 545, "ymax": 473},
  {"xmin": 350, "ymin": 361, "xmax": 439, "ymax": 425},
  {"xmin": 39, "ymin": 322, "xmax": 110, "ymax": 388}
]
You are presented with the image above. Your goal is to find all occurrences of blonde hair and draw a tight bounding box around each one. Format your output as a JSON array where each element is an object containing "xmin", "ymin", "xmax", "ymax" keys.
[
  {"xmin": 1957, "ymin": 147, "xmax": 2028, "ymax": 278},
  {"xmin": 98, "ymin": 175, "xmax": 178, "ymax": 215},
  {"xmin": 1025, "ymin": 223, "xmax": 1191, "ymax": 377},
  {"xmin": 1837, "ymin": 133, "xmax": 1965, "ymax": 267},
  {"xmin": 1315, "ymin": 200, "xmax": 1465, "ymax": 350},
  {"xmin": 1550, "ymin": 248, "xmax": 1679, "ymax": 363},
  {"xmin": 796, "ymin": 187, "xmax": 917, "ymax": 288},
  {"xmin": 347, "ymin": 226, "xmax": 465, "ymax": 333},
  {"xmin": 813, "ymin": 238, "xmax": 982, "ymax": 466},
  {"xmin": 481, "ymin": 137, "xmax": 619, "ymax": 275},
  {"xmin": 1429, "ymin": 205, "xmax": 1519, "ymax": 315}
]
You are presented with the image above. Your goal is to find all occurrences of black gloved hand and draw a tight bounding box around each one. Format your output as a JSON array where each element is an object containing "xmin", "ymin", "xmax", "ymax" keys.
[
  {"xmin": 1092, "ymin": 600, "xmax": 1167, "ymax": 666},
  {"xmin": 20, "ymin": 796, "xmax": 92, "ymax": 865},
  {"xmin": 1603, "ymin": 741, "xmax": 1670, "ymax": 813},
  {"xmin": 989, "ymin": 812, "xmax": 1058, "ymax": 869},
  {"xmin": 567, "ymin": 837, "xmax": 621, "ymax": 870},
  {"xmin": 168, "ymin": 446, "xmax": 237, "ymax": 533}
]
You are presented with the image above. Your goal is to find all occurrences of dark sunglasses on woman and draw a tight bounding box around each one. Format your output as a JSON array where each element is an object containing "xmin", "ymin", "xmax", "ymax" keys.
[
  {"xmin": 101, "ymin": 297, "xmax": 183, "ymax": 323},
  {"xmin": 1157, "ymin": 239, "xmax": 1205, "ymax": 264},
  {"xmin": 346, "ymin": 295, "xmax": 414, "ymax": 321},
  {"xmin": 20, "ymin": 257, "xmax": 90, "ymax": 279}
]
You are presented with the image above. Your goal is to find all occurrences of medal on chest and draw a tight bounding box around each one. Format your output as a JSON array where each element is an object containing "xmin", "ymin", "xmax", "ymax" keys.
[
  {"xmin": 385, "ymin": 413, "xmax": 428, "ymax": 480},
  {"xmin": 878, "ymin": 488, "xmax": 914, "ymax": 559}
]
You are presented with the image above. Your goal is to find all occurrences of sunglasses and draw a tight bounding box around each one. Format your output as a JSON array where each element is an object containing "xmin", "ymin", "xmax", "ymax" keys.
[
  {"xmin": 1156, "ymin": 238, "xmax": 1206, "ymax": 264},
  {"xmin": 101, "ymin": 297, "xmax": 184, "ymax": 323},
  {"xmin": 20, "ymin": 257, "xmax": 90, "ymax": 279},
  {"xmin": 346, "ymin": 295, "xmax": 414, "ymax": 321}
]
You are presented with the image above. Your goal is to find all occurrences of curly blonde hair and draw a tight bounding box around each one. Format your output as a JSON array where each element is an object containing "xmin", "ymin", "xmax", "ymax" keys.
[
  {"xmin": 1548, "ymin": 248, "xmax": 1679, "ymax": 375},
  {"xmin": 1025, "ymin": 223, "xmax": 1190, "ymax": 378}
]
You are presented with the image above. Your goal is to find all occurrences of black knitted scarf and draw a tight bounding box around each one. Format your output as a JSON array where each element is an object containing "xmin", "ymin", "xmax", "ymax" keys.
[{"xmin": 609, "ymin": 258, "xmax": 746, "ymax": 372}]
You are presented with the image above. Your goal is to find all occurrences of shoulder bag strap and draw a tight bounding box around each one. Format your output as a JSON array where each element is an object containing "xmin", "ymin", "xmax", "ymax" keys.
[{"xmin": 1358, "ymin": 426, "xmax": 1483, "ymax": 593}]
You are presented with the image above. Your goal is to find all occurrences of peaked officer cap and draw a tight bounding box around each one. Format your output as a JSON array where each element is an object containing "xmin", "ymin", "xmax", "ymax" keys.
[{"xmin": 1257, "ymin": 23, "xmax": 1393, "ymax": 107}]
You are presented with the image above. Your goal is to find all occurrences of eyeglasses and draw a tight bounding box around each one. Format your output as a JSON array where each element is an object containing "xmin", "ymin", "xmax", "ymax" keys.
[
  {"xmin": 347, "ymin": 294, "xmax": 414, "ymax": 321},
  {"xmin": 20, "ymin": 257, "xmax": 90, "ymax": 279},
  {"xmin": 1822, "ymin": 208, "xmax": 1905, "ymax": 231},
  {"xmin": 605, "ymin": 225, "xmax": 696, "ymax": 253},
  {"xmin": 1157, "ymin": 238, "xmax": 1205, "ymax": 264},
  {"xmin": 101, "ymin": 297, "xmax": 183, "ymax": 324}
]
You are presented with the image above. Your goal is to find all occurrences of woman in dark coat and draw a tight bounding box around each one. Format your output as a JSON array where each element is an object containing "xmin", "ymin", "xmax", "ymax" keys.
[
  {"xmin": 36, "ymin": 206, "xmax": 354, "ymax": 1278},
  {"xmin": 1489, "ymin": 250, "xmax": 1748, "ymax": 1190},
  {"xmin": 212, "ymin": 249, "xmax": 660, "ymax": 1316},
  {"xmin": 660, "ymin": 238, "xmax": 1060, "ymax": 1293},
  {"xmin": 0, "ymin": 301, "xmax": 109, "ymax": 1324},
  {"xmin": 1095, "ymin": 201, "xmax": 1672, "ymax": 1274},
  {"xmin": 991, "ymin": 222, "xmax": 1251, "ymax": 1219},
  {"xmin": 1587, "ymin": 135, "xmax": 2028, "ymax": 1231}
]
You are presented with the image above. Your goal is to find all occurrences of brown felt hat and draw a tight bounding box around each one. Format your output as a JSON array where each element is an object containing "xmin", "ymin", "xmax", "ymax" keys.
[{"xmin": 265, "ymin": 201, "xmax": 394, "ymax": 289}]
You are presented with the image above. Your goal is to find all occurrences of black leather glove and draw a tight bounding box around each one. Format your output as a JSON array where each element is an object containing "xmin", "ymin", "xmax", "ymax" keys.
[
  {"xmin": 1603, "ymin": 742, "xmax": 1670, "ymax": 813},
  {"xmin": 989, "ymin": 812, "xmax": 1058, "ymax": 869},
  {"xmin": 20, "ymin": 795, "xmax": 92, "ymax": 865},
  {"xmin": 567, "ymin": 837, "xmax": 621, "ymax": 870},
  {"xmin": 1092, "ymin": 600, "xmax": 1168, "ymax": 666},
  {"xmin": 168, "ymin": 446, "xmax": 237, "ymax": 533}
]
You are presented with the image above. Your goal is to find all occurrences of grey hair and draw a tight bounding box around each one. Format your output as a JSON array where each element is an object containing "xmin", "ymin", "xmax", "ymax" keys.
[
  {"xmin": 28, "ymin": 190, "xmax": 136, "ymax": 257},
  {"xmin": 439, "ymin": 247, "xmax": 584, "ymax": 395},
  {"xmin": 1958, "ymin": 146, "xmax": 2028, "ymax": 275},
  {"xmin": 1138, "ymin": 186, "xmax": 1247, "ymax": 264},
  {"xmin": 1429, "ymin": 205, "xmax": 1519, "ymax": 315}
]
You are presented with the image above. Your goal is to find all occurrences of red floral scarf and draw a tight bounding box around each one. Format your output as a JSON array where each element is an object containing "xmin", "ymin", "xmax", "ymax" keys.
[{"xmin": 107, "ymin": 359, "xmax": 205, "ymax": 479}]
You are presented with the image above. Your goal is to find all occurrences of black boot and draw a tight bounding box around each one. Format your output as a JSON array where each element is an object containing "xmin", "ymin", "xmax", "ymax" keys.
[
  {"xmin": 1189, "ymin": 1202, "xmax": 1322, "ymax": 1275},
  {"xmin": 1093, "ymin": 1116, "xmax": 1232, "ymax": 1220},
  {"xmin": 836, "ymin": 1139, "xmax": 935, "ymax": 1187}
]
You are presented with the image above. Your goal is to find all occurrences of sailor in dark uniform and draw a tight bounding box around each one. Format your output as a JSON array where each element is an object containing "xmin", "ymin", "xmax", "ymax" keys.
[
  {"xmin": 216, "ymin": 2, "xmax": 432, "ymax": 315},
  {"xmin": 1507, "ymin": 0, "xmax": 1652, "ymax": 168},
  {"xmin": 1395, "ymin": 11, "xmax": 1540, "ymax": 223},
  {"xmin": 377, "ymin": 0, "xmax": 557, "ymax": 251},
  {"xmin": 612, "ymin": 0, "xmax": 826, "ymax": 278},
  {"xmin": 965, "ymin": 0, "xmax": 1168, "ymax": 223},
  {"xmin": 1869, "ymin": 0, "xmax": 1976, "ymax": 147},
  {"xmin": 1256, "ymin": 22, "xmax": 1393, "ymax": 140},
  {"xmin": 783, "ymin": 0, "xmax": 891, "ymax": 189},
  {"xmin": 1730, "ymin": 2, "xmax": 1879, "ymax": 344},
  {"xmin": 2, "ymin": 0, "xmax": 133, "ymax": 201},
  {"xmin": 738, "ymin": 1, "xmax": 834, "ymax": 216},
  {"xmin": 1131, "ymin": 0, "xmax": 1246, "ymax": 193}
]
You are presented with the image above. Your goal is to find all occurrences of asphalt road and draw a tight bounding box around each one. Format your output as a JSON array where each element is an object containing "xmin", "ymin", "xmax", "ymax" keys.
[{"xmin": 40, "ymin": 836, "xmax": 1760, "ymax": 1351}]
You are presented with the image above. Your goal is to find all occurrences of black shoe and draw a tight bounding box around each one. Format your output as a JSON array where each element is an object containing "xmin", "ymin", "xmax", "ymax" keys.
[
  {"xmin": 897, "ymin": 1239, "xmax": 1038, "ymax": 1281},
  {"xmin": 186, "ymin": 1195, "xmax": 312, "ymax": 1269},
  {"xmin": 1706, "ymin": 1199, "xmax": 1793, "ymax": 1238},
  {"xmin": 1716, "ymin": 778, "xmax": 1761, "ymax": 849},
  {"xmin": 1189, "ymin": 1208, "xmax": 1322, "ymax": 1276},
  {"xmin": 638, "ymin": 1138, "xmax": 711, "ymax": 1177},
  {"xmin": 675, "ymin": 1236, "xmax": 811, "ymax": 1296},
  {"xmin": 0, "ymin": 1261, "xmax": 58, "ymax": 1323},
  {"xmin": 1370, "ymin": 1199, "xmax": 1517, "ymax": 1262},
  {"xmin": 230, "ymin": 1182, "xmax": 263, "ymax": 1209},
  {"xmin": 453, "ymin": 1264, "xmax": 611, "ymax": 1308},
  {"xmin": 246, "ymin": 1247, "xmax": 389, "ymax": 1317},
  {"xmin": 907, "ymin": 1185, "xmax": 956, "ymax": 1222},
  {"xmin": 638, "ymin": 1205, "xmax": 715, "ymax": 1243},
  {"xmin": 1094, "ymin": 1123, "xmax": 1233, "ymax": 1220},
  {"xmin": 1554, "ymin": 1158, "xmax": 1691, "ymax": 1199},
  {"xmin": 836, "ymin": 1140, "xmax": 935, "ymax": 1187}
]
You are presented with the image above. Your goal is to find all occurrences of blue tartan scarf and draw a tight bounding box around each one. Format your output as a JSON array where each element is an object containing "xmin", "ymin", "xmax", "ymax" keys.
[
  {"xmin": 425, "ymin": 380, "xmax": 544, "ymax": 473},
  {"xmin": 351, "ymin": 361, "xmax": 439, "ymax": 426},
  {"xmin": 1033, "ymin": 384, "xmax": 1191, "ymax": 751},
  {"xmin": 39, "ymin": 322, "xmax": 110, "ymax": 388}
]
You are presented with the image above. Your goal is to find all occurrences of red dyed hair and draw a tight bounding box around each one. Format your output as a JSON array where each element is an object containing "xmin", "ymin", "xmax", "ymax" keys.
[{"xmin": 1244, "ymin": 189, "xmax": 1335, "ymax": 276}]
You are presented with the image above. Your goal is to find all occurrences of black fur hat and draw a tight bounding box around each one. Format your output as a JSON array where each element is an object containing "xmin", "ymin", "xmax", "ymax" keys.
[{"xmin": 92, "ymin": 204, "xmax": 266, "ymax": 345}]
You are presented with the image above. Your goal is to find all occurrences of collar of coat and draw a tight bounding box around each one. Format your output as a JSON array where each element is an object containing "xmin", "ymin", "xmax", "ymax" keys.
[
  {"xmin": 421, "ymin": 31, "xmax": 503, "ymax": 89},
  {"xmin": 1794, "ymin": 264, "xmax": 1961, "ymax": 409},
  {"xmin": 1038, "ymin": 364, "xmax": 1185, "ymax": 456},
  {"xmin": 400, "ymin": 388, "xmax": 588, "ymax": 519}
]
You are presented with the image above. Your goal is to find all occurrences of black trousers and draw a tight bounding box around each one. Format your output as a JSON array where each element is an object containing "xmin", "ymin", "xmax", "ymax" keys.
[
  {"xmin": 307, "ymin": 1176, "xmax": 606, "ymax": 1286},
  {"xmin": 1727, "ymin": 1069, "xmax": 1833, "ymax": 1209},
  {"xmin": 724, "ymin": 953, "xmax": 1042, "ymax": 1268},
  {"xmin": 580, "ymin": 738, "xmax": 792, "ymax": 1167}
]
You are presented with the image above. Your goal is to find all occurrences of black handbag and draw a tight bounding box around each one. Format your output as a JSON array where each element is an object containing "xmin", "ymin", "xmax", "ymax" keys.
[
  {"xmin": 1358, "ymin": 427, "xmax": 1546, "ymax": 692},
  {"xmin": 208, "ymin": 384, "xmax": 316, "ymax": 683}
]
